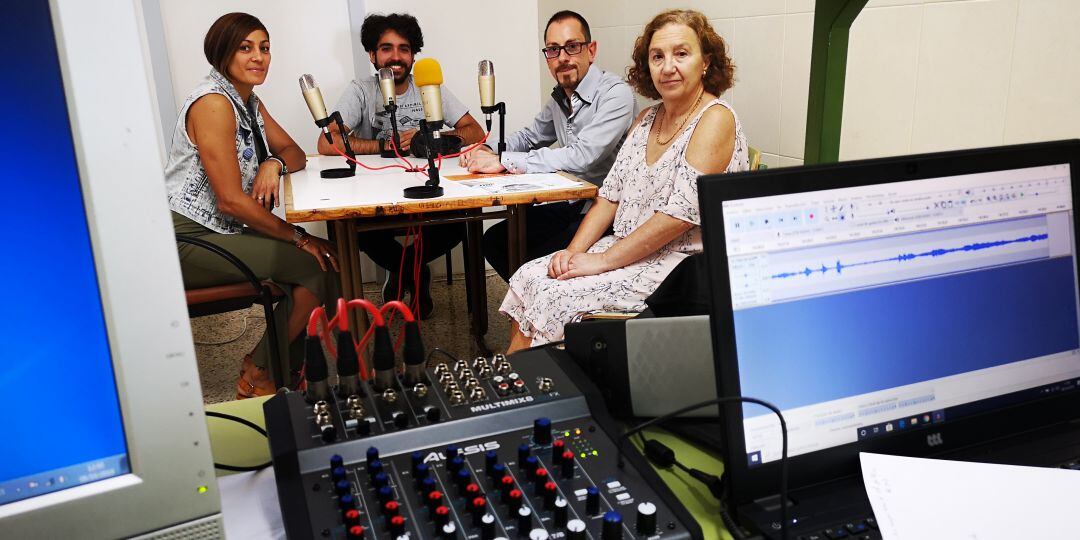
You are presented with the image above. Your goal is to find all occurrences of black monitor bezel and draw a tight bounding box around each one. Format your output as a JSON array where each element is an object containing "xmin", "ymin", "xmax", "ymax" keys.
[{"xmin": 699, "ymin": 139, "xmax": 1080, "ymax": 505}]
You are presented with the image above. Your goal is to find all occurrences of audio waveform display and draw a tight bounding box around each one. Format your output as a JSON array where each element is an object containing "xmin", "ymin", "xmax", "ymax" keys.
[{"xmin": 770, "ymin": 233, "xmax": 1049, "ymax": 280}]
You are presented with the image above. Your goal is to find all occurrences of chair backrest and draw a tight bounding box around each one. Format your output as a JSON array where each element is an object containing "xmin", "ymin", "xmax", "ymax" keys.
[{"xmin": 748, "ymin": 146, "xmax": 764, "ymax": 171}]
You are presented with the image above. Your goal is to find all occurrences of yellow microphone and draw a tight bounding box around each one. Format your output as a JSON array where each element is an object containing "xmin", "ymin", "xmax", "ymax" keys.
[{"xmin": 412, "ymin": 58, "xmax": 444, "ymax": 127}]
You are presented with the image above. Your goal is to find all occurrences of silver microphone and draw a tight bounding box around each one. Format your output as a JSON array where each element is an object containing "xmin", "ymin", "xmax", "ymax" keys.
[
  {"xmin": 478, "ymin": 60, "xmax": 495, "ymax": 130},
  {"xmin": 378, "ymin": 67, "xmax": 396, "ymax": 107},
  {"xmin": 299, "ymin": 74, "xmax": 332, "ymax": 143}
]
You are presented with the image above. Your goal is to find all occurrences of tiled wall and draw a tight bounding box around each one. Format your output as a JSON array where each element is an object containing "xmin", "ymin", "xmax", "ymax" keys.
[{"xmin": 537, "ymin": 0, "xmax": 1080, "ymax": 168}]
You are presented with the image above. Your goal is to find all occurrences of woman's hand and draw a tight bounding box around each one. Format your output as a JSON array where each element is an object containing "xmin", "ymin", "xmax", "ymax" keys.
[
  {"xmin": 251, "ymin": 161, "xmax": 281, "ymax": 209},
  {"xmin": 548, "ymin": 249, "xmax": 576, "ymax": 278},
  {"xmin": 298, "ymin": 236, "xmax": 340, "ymax": 272},
  {"xmin": 552, "ymin": 251, "xmax": 611, "ymax": 280}
]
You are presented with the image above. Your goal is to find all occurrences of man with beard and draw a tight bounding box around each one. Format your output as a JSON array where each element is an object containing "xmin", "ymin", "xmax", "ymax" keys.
[
  {"xmin": 460, "ymin": 10, "xmax": 634, "ymax": 282},
  {"xmin": 318, "ymin": 12, "xmax": 484, "ymax": 319}
]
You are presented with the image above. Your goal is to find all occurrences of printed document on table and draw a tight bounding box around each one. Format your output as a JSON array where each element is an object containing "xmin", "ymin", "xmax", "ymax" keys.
[
  {"xmin": 445, "ymin": 172, "xmax": 582, "ymax": 195},
  {"xmin": 860, "ymin": 452, "xmax": 1080, "ymax": 540}
]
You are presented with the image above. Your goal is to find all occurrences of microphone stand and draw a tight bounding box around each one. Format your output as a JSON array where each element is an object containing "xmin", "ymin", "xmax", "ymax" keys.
[
  {"xmin": 403, "ymin": 120, "xmax": 444, "ymax": 199},
  {"xmin": 317, "ymin": 111, "xmax": 357, "ymax": 178},
  {"xmin": 378, "ymin": 103, "xmax": 403, "ymax": 159},
  {"xmin": 481, "ymin": 102, "xmax": 507, "ymax": 159}
]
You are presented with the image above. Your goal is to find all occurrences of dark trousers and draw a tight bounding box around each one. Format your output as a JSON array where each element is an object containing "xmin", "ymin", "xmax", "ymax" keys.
[
  {"xmin": 483, "ymin": 201, "xmax": 587, "ymax": 282},
  {"xmin": 356, "ymin": 223, "xmax": 465, "ymax": 280}
]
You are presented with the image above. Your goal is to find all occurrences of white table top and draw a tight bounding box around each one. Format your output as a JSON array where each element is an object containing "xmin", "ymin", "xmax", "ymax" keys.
[{"xmin": 284, "ymin": 155, "xmax": 596, "ymax": 223}]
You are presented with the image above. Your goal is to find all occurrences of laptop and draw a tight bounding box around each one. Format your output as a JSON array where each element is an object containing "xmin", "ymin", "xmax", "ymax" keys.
[{"xmin": 698, "ymin": 140, "xmax": 1080, "ymax": 540}]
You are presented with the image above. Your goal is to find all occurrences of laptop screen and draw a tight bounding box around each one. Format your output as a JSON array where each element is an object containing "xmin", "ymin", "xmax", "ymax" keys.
[{"xmin": 720, "ymin": 163, "xmax": 1080, "ymax": 468}]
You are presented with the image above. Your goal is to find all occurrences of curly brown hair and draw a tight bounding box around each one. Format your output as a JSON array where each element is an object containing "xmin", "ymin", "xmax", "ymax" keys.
[{"xmin": 627, "ymin": 10, "xmax": 734, "ymax": 100}]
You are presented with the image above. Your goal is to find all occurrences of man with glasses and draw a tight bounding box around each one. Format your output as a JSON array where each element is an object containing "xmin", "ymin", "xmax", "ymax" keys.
[{"xmin": 461, "ymin": 10, "xmax": 634, "ymax": 282}]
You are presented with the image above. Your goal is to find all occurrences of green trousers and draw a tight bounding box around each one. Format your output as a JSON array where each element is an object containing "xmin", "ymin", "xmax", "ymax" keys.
[{"xmin": 172, "ymin": 212, "xmax": 340, "ymax": 375}]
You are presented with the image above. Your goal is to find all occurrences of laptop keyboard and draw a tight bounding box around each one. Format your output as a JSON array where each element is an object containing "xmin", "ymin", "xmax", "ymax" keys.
[{"xmin": 798, "ymin": 517, "xmax": 879, "ymax": 540}]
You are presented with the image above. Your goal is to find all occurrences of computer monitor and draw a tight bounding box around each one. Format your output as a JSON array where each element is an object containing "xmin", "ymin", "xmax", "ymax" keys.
[
  {"xmin": 699, "ymin": 140, "xmax": 1080, "ymax": 503},
  {"xmin": 0, "ymin": 1, "xmax": 221, "ymax": 537}
]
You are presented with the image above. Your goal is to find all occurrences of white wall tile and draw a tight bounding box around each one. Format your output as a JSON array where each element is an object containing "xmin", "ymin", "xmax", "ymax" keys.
[
  {"xmin": 786, "ymin": 0, "xmax": 816, "ymax": 14},
  {"xmin": 1004, "ymin": 0, "xmax": 1080, "ymax": 144},
  {"xmin": 840, "ymin": 5, "xmax": 922, "ymax": 160},
  {"xmin": 779, "ymin": 13, "xmax": 813, "ymax": 159},
  {"xmin": 590, "ymin": 26, "xmax": 628, "ymax": 78},
  {"xmin": 732, "ymin": 0, "xmax": 786, "ymax": 18},
  {"xmin": 778, "ymin": 156, "xmax": 804, "ymax": 168},
  {"xmin": 711, "ymin": 18, "xmax": 737, "ymax": 105},
  {"xmin": 867, "ymin": 0, "xmax": 923, "ymax": 7},
  {"xmin": 621, "ymin": 0, "xmax": 737, "ymax": 27},
  {"xmin": 731, "ymin": 15, "xmax": 785, "ymax": 155},
  {"xmin": 910, "ymin": 0, "xmax": 1018, "ymax": 153},
  {"xmin": 760, "ymin": 152, "xmax": 782, "ymax": 169}
]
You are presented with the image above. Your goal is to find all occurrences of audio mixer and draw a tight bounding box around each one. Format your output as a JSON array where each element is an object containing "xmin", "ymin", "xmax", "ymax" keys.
[{"xmin": 264, "ymin": 345, "xmax": 702, "ymax": 540}]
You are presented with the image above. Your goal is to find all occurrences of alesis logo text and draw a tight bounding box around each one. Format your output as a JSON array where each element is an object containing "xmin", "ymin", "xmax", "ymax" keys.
[
  {"xmin": 423, "ymin": 441, "xmax": 501, "ymax": 463},
  {"xmin": 926, "ymin": 433, "xmax": 944, "ymax": 447}
]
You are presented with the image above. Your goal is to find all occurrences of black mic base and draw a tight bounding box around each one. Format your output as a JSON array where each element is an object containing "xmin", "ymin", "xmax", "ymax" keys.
[
  {"xmin": 320, "ymin": 167, "xmax": 356, "ymax": 179},
  {"xmin": 403, "ymin": 185, "xmax": 443, "ymax": 199},
  {"xmin": 379, "ymin": 148, "xmax": 398, "ymax": 159}
]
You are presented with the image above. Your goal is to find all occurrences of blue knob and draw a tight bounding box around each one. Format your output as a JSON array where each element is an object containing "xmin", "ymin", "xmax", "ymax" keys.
[
  {"xmin": 602, "ymin": 510, "xmax": 624, "ymax": 540},
  {"xmin": 330, "ymin": 454, "xmax": 344, "ymax": 469},
  {"xmin": 524, "ymin": 456, "xmax": 539, "ymax": 476},
  {"xmin": 377, "ymin": 485, "xmax": 394, "ymax": 503},
  {"xmin": 455, "ymin": 468, "xmax": 471, "ymax": 486},
  {"xmin": 366, "ymin": 447, "xmax": 380, "ymax": 463},
  {"xmin": 331, "ymin": 466, "xmax": 347, "ymax": 482},
  {"xmin": 445, "ymin": 445, "xmax": 459, "ymax": 460},
  {"xmin": 449, "ymin": 456, "xmax": 465, "ymax": 472},
  {"xmin": 373, "ymin": 471, "xmax": 389, "ymax": 489},
  {"xmin": 367, "ymin": 459, "xmax": 383, "ymax": 475},
  {"xmin": 419, "ymin": 476, "xmax": 437, "ymax": 495},
  {"xmin": 415, "ymin": 462, "xmax": 431, "ymax": 480},
  {"xmin": 339, "ymin": 493, "xmax": 356, "ymax": 510},
  {"xmin": 533, "ymin": 417, "xmax": 553, "ymax": 445},
  {"xmin": 411, "ymin": 450, "xmax": 425, "ymax": 469},
  {"xmin": 517, "ymin": 443, "xmax": 530, "ymax": 465},
  {"xmin": 490, "ymin": 462, "xmax": 507, "ymax": 480},
  {"xmin": 335, "ymin": 479, "xmax": 352, "ymax": 496}
]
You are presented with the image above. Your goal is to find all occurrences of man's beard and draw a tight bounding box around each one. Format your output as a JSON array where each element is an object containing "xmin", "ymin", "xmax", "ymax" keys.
[{"xmin": 381, "ymin": 61, "xmax": 411, "ymax": 85}]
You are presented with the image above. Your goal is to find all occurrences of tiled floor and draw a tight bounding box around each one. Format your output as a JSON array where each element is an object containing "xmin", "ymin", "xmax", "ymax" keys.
[{"xmin": 191, "ymin": 273, "xmax": 511, "ymax": 404}]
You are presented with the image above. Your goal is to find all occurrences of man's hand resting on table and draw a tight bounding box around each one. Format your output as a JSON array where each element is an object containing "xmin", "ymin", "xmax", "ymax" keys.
[{"xmin": 459, "ymin": 146, "xmax": 506, "ymax": 174}]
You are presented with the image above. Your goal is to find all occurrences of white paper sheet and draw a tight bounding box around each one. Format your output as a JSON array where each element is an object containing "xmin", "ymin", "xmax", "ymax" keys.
[
  {"xmin": 448, "ymin": 172, "xmax": 583, "ymax": 195},
  {"xmin": 218, "ymin": 468, "xmax": 286, "ymax": 539},
  {"xmin": 860, "ymin": 452, "xmax": 1080, "ymax": 540}
]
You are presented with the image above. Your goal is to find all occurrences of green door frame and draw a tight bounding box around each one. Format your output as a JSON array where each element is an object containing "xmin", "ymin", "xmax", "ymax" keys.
[{"xmin": 803, "ymin": 0, "xmax": 868, "ymax": 164}]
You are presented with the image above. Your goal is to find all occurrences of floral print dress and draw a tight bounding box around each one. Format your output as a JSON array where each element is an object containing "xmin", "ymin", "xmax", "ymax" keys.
[{"xmin": 500, "ymin": 98, "xmax": 749, "ymax": 345}]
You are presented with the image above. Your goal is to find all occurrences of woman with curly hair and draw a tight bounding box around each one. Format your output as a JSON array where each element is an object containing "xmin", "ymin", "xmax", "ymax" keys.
[{"xmin": 500, "ymin": 9, "xmax": 749, "ymax": 352}]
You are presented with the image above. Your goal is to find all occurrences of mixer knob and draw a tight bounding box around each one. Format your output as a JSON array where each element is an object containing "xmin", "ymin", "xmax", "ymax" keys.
[
  {"xmin": 388, "ymin": 515, "xmax": 406, "ymax": 537},
  {"xmin": 566, "ymin": 519, "xmax": 587, "ymax": 540},
  {"xmin": 512, "ymin": 379, "xmax": 527, "ymax": 394},
  {"xmin": 561, "ymin": 452, "xmax": 576, "ymax": 479},
  {"xmin": 319, "ymin": 422, "xmax": 337, "ymax": 442},
  {"xmin": 339, "ymin": 493, "xmax": 356, "ymax": 510},
  {"xmin": 448, "ymin": 456, "xmax": 465, "ymax": 474},
  {"xmin": 382, "ymin": 388, "xmax": 398, "ymax": 404},
  {"xmin": 507, "ymin": 488, "xmax": 523, "ymax": 513},
  {"xmin": 345, "ymin": 394, "xmax": 362, "ymax": 409},
  {"xmin": 372, "ymin": 472, "xmax": 389, "ymax": 489},
  {"xmin": 533, "ymin": 417, "xmax": 553, "ymax": 445},
  {"xmin": 313, "ymin": 400, "xmax": 329, "ymax": 415},
  {"xmin": 533, "ymin": 468, "xmax": 549, "ymax": 491},
  {"xmin": 465, "ymin": 483, "xmax": 482, "ymax": 499},
  {"xmin": 426, "ymin": 490, "xmax": 444, "ymax": 511},
  {"xmin": 516, "ymin": 506, "xmax": 533, "ymax": 532},
  {"xmin": 356, "ymin": 417, "xmax": 372, "ymax": 436},
  {"xmin": 480, "ymin": 513, "xmax": 496, "ymax": 540},
  {"xmin": 382, "ymin": 500, "xmax": 401, "ymax": 517},
  {"xmin": 471, "ymin": 356, "xmax": 488, "ymax": 370},
  {"xmin": 478, "ymin": 365, "xmax": 494, "ymax": 379},
  {"xmin": 433, "ymin": 505, "xmax": 451, "ymax": 527},
  {"xmin": 495, "ymin": 382, "xmax": 511, "ymax": 397},
  {"xmin": 553, "ymin": 497, "xmax": 569, "ymax": 528},
  {"xmin": 464, "ymin": 378, "xmax": 480, "ymax": 391},
  {"xmin": 454, "ymin": 468, "xmax": 471, "ymax": 490},
  {"xmin": 332, "ymin": 466, "xmax": 347, "ymax": 482},
  {"xmin": 334, "ymin": 480, "xmax": 352, "ymax": 496},
  {"xmin": 367, "ymin": 459, "xmax": 383, "ymax": 476},
  {"xmin": 440, "ymin": 522, "xmax": 458, "ymax": 540},
  {"xmin": 392, "ymin": 411, "xmax": 410, "ymax": 429},
  {"xmin": 366, "ymin": 447, "xmax": 380, "ymax": 463},
  {"xmin": 499, "ymin": 474, "xmax": 515, "ymax": 496},
  {"xmin": 551, "ymin": 440, "xmax": 565, "ymax": 462},
  {"xmin": 344, "ymin": 509, "xmax": 361, "ymax": 527},
  {"xmin": 415, "ymin": 463, "xmax": 431, "ymax": 480},
  {"xmin": 456, "ymin": 367, "xmax": 473, "ymax": 381},
  {"xmin": 484, "ymin": 450, "xmax": 499, "ymax": 472},
  {"xmin": 636, "ymin": 502, "xmax": 658, "ymax": 535},
  {"xmin": 419, "ymin": 477, "xmax": 437, "ymax": 496},
  {"xmin": 517, "ymin": 443, "xmax": 531, "ymax": 465},
  {"xmin": 445, "ymin": 444, "xmax": 460, "ymax": 460},
  {"xmin": 538, "ymin": 377, "xmax": 554, "ymax": 393},
  {"xmin": 453, "ymin": 359, "xmax": 469, "ymax": 373},
  {"xmin": 490, "ymin": 462, "xmax": 507, "ymax": 482},
  {"xmin": 586, "ymin": 486, "xmax": 601, "ymax": 515},
  {"xmin": 378, "ymin": 485, "xmax": 394, "ymax": 504},
  {"xmin": 411, "ymin": 451, "xmax": 425, "ymax": 469},
  {"xmin": 412, "ymin": 382, "xmax": 428, "ymax": 397},
  {"xmin": 601, "ymin": 510, "xmax": 623, "ymax": 540},
  {"xmin": 346, "ymin": 525, "xmax": 366, "ymax": 539},
  {"xmin": 524, "ymin": 456, "xmax": 540, "ymax": 477},
  {"xmin": 439, "ymin": 371, "xmax": 455, "ymax": 387},
  {"xmin": 349, "ymin": 404, "xmax": 365, "ymax": 420},
  {"xmin": 542, "ymin": 482, "xmax": 558, "ymax": 509},
  {"xmin": 469, "ymin": 496, "xmax": 487, "ymax": 525},
  {"xmin": 425, "ymin": 405, "xmax": 442, "ymax": 423},
  {"xmin": 528, "ymin": 529, "xmax": 549, "ymax": 540},
  {"xmin": 331, "ymin": 454, "xmax": 344, "ymax": 469}
]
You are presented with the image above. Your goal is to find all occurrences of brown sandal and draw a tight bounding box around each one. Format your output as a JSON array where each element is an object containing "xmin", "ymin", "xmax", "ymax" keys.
[{"xmin": 236, "ymin": 355, "xmax": 276, "ymax": 399}]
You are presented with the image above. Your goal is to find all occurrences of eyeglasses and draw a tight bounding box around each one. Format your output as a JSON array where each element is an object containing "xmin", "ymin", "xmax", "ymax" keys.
[{"xmin": 541, "ymin": 41, "xmax": 590, "ymax": 59}]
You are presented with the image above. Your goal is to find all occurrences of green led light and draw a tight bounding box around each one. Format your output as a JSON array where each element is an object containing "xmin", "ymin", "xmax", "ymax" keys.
[
  {"xmin": 591, "ymin": 450, "xmax": 598, "ymax": 456},
  {"xmin": 580, "ymin": 452, "xmax": 586, "ymax": 458},
  {"xmin": 197, "ymin": 486, "xmax": 209, "ymax": 494},
  {"xmin": 564, "ymin": 431, "xmax": 570, "ymax": 437}
]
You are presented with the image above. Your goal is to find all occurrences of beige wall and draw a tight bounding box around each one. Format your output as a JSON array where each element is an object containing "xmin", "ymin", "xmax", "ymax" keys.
[{"xmin": 537, "ymin": 0, "xmax": 1080, "ymax": 168}]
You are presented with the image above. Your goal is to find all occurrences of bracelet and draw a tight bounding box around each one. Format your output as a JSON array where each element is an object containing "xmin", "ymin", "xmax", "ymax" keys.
[
  {"xmin": 266, "ymin": 155, "xmax": 287, "ymax": 177},
  {"xmin": 292, "ymin": 225, "xmax": 308, "ymax": 247}
]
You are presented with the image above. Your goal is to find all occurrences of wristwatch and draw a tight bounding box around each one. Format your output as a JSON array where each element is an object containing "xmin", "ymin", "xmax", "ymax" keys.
[
  {"xmin": 292, "ymin": 225, "xmax": 309, "ymax": 247},
  {"xmin": 266, "ymin": 155, "xmax": 287, "ymax": 178}
]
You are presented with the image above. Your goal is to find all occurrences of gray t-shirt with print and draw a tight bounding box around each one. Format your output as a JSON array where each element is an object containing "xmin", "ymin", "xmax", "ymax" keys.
[{"xmin": 333, "ymin": 74, "xmax": 469, "ymax": 141}]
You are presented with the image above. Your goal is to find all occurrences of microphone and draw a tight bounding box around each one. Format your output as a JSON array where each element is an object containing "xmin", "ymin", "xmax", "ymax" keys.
[
  {"xmin": 378, "ymin": 67, "xmax": 396, "ymax": 107},
  {"xmin": 478, "ymin": 60, "xmax": 495, "ymax": 131},
  {"xmin": 299, "ymin": 74, "xmax": 332, "ymax": 144},
  {"xmin": 413, "ymin": 58, "xmax": 445, "ymax": 130}
]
